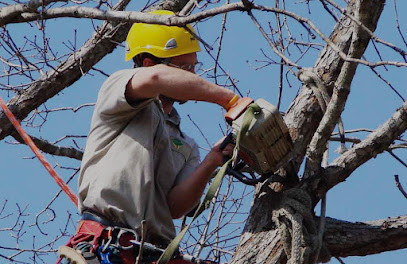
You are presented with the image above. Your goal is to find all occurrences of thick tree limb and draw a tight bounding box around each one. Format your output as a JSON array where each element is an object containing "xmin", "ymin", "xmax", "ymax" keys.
[
  {"xmin": 6, "ymin": 2, "xmax": 405, "ymax": 68},
  {"xmin": 324, "ymin": 215, "xmax": 407, "ymax": 257},
  {"xmin": 232, "ymin": 214, "xmax": 407, "ymax": 263},
  {"xmin": 0, "ymin": 28, "xmax": 127, "ymax": 139},
  {"xmin": 0, "ymin": 17, "xmax": 128, "ymax": 140},
  {"xmin": 0, "ymin": 0, "xmax": 65, "ymax": 27},
  {"xmin": 284, "ymin": 0, "xmax": 358, "ymax": 172}
]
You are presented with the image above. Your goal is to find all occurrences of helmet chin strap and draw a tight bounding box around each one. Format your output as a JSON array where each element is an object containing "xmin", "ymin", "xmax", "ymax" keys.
[{"xmin": 160, "ymin": 58, "xmax": 171, "ymax": 65}]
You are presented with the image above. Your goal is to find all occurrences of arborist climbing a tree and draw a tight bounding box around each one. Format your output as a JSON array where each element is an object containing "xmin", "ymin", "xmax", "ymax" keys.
[{"xmin": 57, "ymin": 9, "xmax": 237, "ymax": 264}]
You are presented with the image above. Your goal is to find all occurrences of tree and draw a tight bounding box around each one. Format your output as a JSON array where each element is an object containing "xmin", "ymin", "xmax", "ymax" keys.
[{"xmin": 1, "ymin": 0, "xmax": 406, "ymax": 263}]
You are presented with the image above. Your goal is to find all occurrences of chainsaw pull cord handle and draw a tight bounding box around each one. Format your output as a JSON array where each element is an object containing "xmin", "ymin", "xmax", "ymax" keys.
[
  {"xmin": 0, "ymin": 96, "xmax": 78, "ymax": 207},
  {"xmin": 157, "ymin": 103, "xmax": 260, "ymax": 264}
]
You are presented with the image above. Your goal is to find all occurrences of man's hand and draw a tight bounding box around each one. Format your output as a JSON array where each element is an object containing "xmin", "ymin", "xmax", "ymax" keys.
[
  {"xmin": 167, "ymin": 136, "xmax": 235, "ymax": 219},
  {"xmin": 206, "ymin": 136, "xmax": 235, "ymax": 167}
]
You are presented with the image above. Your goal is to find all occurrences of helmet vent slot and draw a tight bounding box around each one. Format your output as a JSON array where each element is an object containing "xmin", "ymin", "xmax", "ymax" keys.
[{"xmin": 164, "ymin": 38, "xmax": 177, "ymax": 50}]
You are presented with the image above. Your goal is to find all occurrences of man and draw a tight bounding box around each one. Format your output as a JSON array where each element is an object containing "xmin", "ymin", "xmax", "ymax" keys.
[{"xmin": 59, "ymin": 10, "xmax": 237, "ymax": 264}]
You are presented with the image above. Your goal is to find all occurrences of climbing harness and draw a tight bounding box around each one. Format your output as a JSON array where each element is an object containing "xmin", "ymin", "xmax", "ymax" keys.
[
  {"xmin": 0, "ymin": 96, "xmax": 78, "ymax": 206},
  {"xmin": 58, "ymin": 214, "xmax": 211, "ymax": 264}
]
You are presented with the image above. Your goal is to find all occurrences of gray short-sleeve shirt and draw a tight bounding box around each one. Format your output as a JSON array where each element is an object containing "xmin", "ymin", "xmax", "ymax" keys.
[{"xmin": 78, "ymin": 68, "xmax": 200, "ymax": 244}]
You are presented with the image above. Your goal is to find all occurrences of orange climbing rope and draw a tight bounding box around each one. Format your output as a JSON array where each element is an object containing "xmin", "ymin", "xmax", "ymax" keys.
[{"xmin": 0, "ymin": 96, "xmax": 78, "ymax": 207}]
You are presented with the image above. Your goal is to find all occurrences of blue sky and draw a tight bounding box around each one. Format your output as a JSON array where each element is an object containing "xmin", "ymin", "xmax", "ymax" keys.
[{"xmin": 1, "ymin": 0, "xmax": 407, "ymax": 263}]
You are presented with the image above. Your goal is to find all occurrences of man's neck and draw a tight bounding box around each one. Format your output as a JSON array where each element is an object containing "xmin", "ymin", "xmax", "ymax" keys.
[{"xmin": 159, "ymin": 95, "xmax": 174, "ymax": 114}]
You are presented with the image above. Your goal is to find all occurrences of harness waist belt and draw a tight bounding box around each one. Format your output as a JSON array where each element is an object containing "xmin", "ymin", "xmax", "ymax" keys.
[{"xmin": 81, "ymin": 211, "xmax": 129, "ymax": 228}]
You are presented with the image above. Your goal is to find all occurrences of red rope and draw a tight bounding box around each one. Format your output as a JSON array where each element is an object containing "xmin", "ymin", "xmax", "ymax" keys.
[{"xmin": 0, "ymin": 96, "xmax": 78, "ymax": 207}]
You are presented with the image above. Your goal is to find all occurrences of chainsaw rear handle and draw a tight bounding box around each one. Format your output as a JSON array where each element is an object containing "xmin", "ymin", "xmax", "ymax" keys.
[{"xmin": 219, "ymin": 133, "xmax": 269, "ymax": 186}]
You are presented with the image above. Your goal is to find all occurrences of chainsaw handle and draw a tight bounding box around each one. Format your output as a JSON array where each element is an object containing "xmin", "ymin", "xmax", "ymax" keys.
[
  {"xmin": 225, "ymin": 166, "xmax": 270, "ymax": 186},
  {"xmin": 219, "ymin": 133, "xmax": 234, "ymax": 151},
  {"xmin": 220, "ymin": 133, "xmax": 263, "ymax": 185}
]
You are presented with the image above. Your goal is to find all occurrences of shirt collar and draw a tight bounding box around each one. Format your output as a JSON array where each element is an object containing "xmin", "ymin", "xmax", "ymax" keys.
[
  {"xmin": 166, "ymin": 107, "xmax": 181, "ymax": 125},
  {"xmin": 154, "ymin": 98, "xmax": 181, "ymax": 126}
]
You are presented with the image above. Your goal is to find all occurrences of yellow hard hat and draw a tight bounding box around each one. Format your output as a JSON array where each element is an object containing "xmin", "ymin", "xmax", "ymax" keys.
[{"xmin": 125, "ymin": 10, "xmax": 201, "ymax": 61}]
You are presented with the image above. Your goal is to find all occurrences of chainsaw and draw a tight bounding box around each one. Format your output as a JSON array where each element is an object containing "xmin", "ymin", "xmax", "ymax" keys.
[{"xmin": 220, "ymin": 97, "xmax": 294, "ymax": 185}]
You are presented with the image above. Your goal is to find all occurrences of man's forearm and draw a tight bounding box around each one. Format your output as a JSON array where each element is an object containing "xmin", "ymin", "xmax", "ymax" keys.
[
  {"xmin": 126, "ymin": 65, "xmax": 235, "ymax": 108},
  {"xmin": 167, "ymin": 154, "xmax": 219, "ymax": 219}
]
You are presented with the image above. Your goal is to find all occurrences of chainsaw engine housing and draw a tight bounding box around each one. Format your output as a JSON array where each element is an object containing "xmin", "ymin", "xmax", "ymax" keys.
[{"xmin": 231, "ymin": 99, "xmax": 294, "ymax": 175}]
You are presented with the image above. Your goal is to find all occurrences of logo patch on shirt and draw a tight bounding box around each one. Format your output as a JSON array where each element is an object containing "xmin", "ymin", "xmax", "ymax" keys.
[
  {"xmin": 171, "ymin": 137, "xmax": 184, "ymax": 150},
  {"xmin": 170, "ymin": 136, "xmax": 192, "ymax": 163}
]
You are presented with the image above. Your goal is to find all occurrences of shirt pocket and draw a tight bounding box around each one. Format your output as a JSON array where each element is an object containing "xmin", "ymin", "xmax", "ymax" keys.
[{"xmin": 170, "ymin": 136, "xmax": 192, "ymax": 172}]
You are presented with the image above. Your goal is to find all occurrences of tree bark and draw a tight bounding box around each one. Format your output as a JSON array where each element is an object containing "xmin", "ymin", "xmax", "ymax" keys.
[{"xmin": 232, "ymin": 215, "xmax": 407, "ymax": 263}]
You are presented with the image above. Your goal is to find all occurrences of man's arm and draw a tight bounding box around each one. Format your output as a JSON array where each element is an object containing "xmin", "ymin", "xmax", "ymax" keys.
[
  {"xmin": 125, "ymin": 64, "xmax": 235, "ymax": 108},
  {"xmin": 167, "ymin": 138, "xmax": 232, "ymax": 219}
]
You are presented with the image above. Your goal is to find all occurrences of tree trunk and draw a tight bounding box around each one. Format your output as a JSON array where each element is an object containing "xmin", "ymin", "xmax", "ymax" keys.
[{"xmin": 231, "ymin": 0, "xmax": 387, "ymax": 263}]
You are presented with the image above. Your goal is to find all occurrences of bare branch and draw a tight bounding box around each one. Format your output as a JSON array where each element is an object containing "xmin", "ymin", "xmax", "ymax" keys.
[
  {"xmin": 392, "ymin": 0, "xmax": 407, "ymax": 49},
  {"xmin": 2, "ymin": 1, "xmax": 406, "ymax": 70},
  {"xmin": 394, "ymin": 175, "xmax": 407, "ymax": 200},
  {"xmin": 0, "ymin": 0, "xmax": 66, "ymax": 27},
  {"xmin": 322, "ymin": 0, "xmax": 407, "ymax": 61},
  {"xmin": 247, "ymin": 10, "xmax": 300, "ymax": 69},
  {"xmin": 322, "ymin": 101, "xmax": 407, "ymax": 193},
  {"xmin": 305, "ymin": 0, "xmax": 385, "ymax": 177},
  {"xmin": 330, "ymin": 136, "xmax": 361, "ymax": 144},
  {"xmin": 11, "ymin": 131, "xmax": 84, "ymax": 160}
]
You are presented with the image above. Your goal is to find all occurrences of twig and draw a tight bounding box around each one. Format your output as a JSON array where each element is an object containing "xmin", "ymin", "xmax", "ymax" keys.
[
  {"xmin": 187, "ymin": 114, "xmax": 211, "ymax": 148},
  {"xmin": 335, "ymin": 256, "xmax": 346, "ymax": 264},
  {"xmin": 394, "ymin": 175, "xmax": 407, "ymax": 200},
  {"xmin": 388, "ymin": 151, "xmax": 407, "ymax": 168}
]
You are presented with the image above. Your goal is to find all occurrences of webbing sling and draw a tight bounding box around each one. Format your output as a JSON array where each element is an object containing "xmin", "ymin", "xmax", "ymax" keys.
[{"xmin": 157, "ymin": 103, "xmax": 260, "ymax": 264}]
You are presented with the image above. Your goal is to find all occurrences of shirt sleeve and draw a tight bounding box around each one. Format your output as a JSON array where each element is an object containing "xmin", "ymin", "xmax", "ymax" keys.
[
  {"xmin": 174, "ymin": 139, "xmax": 201, "ymax": 186},
  {"xmin": 95, "ymin": 69, "xmax": 155, "ymax": 123}
]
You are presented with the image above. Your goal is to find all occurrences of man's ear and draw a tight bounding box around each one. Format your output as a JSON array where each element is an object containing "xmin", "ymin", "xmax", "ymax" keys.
[{"xmin": 143, "ymin": 57, "xmax": 156, "ymax": 67}]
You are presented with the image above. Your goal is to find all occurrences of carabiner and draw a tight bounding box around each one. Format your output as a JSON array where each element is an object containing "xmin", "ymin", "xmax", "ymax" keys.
[
  {"xmin": 115, "ymin": 227, "xmax": 138, "ymax": 250},
  {"xmin": 101, "ymin": 227, "xmax": 113, "ymax": 253}
]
